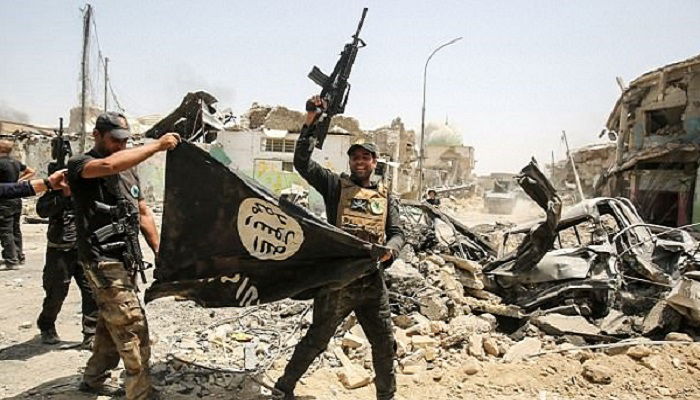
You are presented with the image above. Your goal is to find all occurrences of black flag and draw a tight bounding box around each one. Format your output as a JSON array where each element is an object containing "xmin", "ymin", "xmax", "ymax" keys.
[{"xmin": 144, "ymin": 142, "xmax": 387, "ymax": 307}]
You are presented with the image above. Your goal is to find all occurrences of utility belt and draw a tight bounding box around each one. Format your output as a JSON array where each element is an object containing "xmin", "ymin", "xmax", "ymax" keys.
[{"xmin": 47, "ymin": 240, "xmax": 77, "ymax": 251}]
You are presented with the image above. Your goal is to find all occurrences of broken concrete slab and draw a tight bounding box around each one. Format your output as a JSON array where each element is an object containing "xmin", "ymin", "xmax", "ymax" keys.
[
  {"xmin": 426, "ymin": 254, "xmax": 446, "ymax": 267},
  {"xmin": 400, "ymin": 348, "xmax": 428, "ymax": 374},
  {"xmin": 598, "ymin": 310, "xmax": 633, "ymax": 336},
  {"xmin": 483, "ymin": 337, "xmax": 500, "ymax": 357},
  {"xmin": 442, "ymin": 254, "xmax": 482, "ymax": 273},
  {"xmin": 341, "ymin": 333, "xmax": 366, "ymax": 350},
  {"xmin": 410, "ymin": 334, "xmax": 439, "ymax": 360},
  {"xmin": 532, "ymin": 314, "xmax": 601, "ymax": 337},
  {"xmin": 394, "ymin": 312, "xmax": 431, "ymax": 330},
  {"xmin": 420, "ymin": 294, "xmax": 449, "ymax": 321},
  {"xmin": 333, "ymin": 347, "xmax": 371, "ymax": 390},
  {"xmin": 449, "ymin": 315, "xmax": 494, "ymax": 335},
  {"xmin": 503, "ymin": 337, "xmax": 542, "ymax": 362},
  {"xmin": 467, "ymin": 334, "xmax": 485, "ymax": 359},
  {"xmin": 455, "ymin": 269, "xmax": 485, "ymax": 290},
  {"xmin": 667, "ymin": 276, "xmax": 700, "ymax": 326},
  {"xmin": 642, "ymin": 300, "xmax": 683, "ymax": 336},
  {"xmin": 462, "ymin": 297, "xmax": 525, "ymax": 319}
]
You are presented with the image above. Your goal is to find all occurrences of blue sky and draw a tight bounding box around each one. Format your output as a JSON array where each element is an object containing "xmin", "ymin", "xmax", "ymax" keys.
[{"xmin": 1, "ymin": 1, "xmax": 699, "ymax": 173}]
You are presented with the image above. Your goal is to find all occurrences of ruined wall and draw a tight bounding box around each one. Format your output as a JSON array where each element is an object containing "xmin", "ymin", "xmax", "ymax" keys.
[
  {"xmin": 619, "ymin": 70, "xmax": 700, "ymax": 153},
  {"xmin": 423, "ymin": 144, "xmax": 476, "ymax": 188},
  {"xmin": 550, "ymin": 143, "xmax": 615, "ymax": 197},
  {"xmin": 241, "ymin": 103, "xmax": 362, "ymax": 135},
  {"xmin": 687, "ymin": 73, "xmax": 700, "ymax": 137},
  {"xmin": 368, "ymin": 117, "xmax": 418, "ymax": 196},
  {"xmin": 216, "ymin": 129, "xmax": 351, "ymax": 214}
]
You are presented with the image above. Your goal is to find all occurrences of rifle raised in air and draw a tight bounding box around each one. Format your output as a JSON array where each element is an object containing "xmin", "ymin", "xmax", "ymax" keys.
[{"xmin": 306, "ymin": 7, "xmax": 368, "ymax": 149}]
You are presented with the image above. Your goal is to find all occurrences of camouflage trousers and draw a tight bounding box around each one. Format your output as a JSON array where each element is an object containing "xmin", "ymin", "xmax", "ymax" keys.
[{"xmin": 82, "ymin": 261, "xmax": 153, "ymax": 400}]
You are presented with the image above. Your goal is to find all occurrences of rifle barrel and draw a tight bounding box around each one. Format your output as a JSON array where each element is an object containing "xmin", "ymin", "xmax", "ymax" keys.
[{"xmin": 354, "ymin": 8, "xmax": 368, "ymax": 41}]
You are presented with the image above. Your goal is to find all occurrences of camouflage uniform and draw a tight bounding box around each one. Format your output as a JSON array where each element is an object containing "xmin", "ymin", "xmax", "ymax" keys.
[
  {"xmin": 82, "ymin": 261, "xmax": 151, "ymax": 399},
  {"xmin": 68, "ymin": 144, "xmax": 154, "ymax": 400}
]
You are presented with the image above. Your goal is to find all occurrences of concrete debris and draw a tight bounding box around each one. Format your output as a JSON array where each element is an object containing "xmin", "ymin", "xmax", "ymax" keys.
[
  {"xmin": 598, "ymin": 310, "xmax": 634, "ymax": 336},
  {"xmin": 342, "ymin": 333, "xmax": 366, "ymax": 350},
  {"xmin": 467, "ymin": 334, "xmax": 485, "ymax": 359},
  {"xmin": 333, "ymin": 347, "xmax": 371, "ymax": 390},
  {"xmin": 532, "ymin": 314, "xmax": 601, "ymax": 337},
  {"xmin": 642, "ymin": 300, "xmax": 683, "ymax": 336},
  {"xmin": 419, "ymin": 294, "xmax": 450, "ymax": 322},
  {"xmin": 411, "ymin": 335, "xmax": 439, "ymax": 350},
  {"xmin": 626, "ymin": 345, "xmax": 652, "ymax": 360},
  {"xmin": 665, "ymin": 332, "xmax": 694, "ymax": 342},
  {"xmin": 582, "ymin": 360, "xmax": 613, "ymax": 384},
  {"xmin": 88, "ymin": 160, "xmax": 697, "ymax": 398},
  {"xmin": 482, "ymin": 337, "xmax": 500, "ymax": 357},
  {"xmin": 503, "ymin": 338, "xmax": 543, "ymax": 362}
]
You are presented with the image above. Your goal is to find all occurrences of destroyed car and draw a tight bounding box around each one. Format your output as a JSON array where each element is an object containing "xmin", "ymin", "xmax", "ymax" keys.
[
  {"xmin": 484, "ymin": 197, "xmax": 700, "ymax": 323},
  {"xmin": 399, "ymin": 199, "xmax": 496, "ymax": 262}
]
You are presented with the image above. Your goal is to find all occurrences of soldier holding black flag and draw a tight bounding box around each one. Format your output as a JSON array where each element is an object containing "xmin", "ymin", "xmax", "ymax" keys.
[
  {"xmin": 275, "ymin": 96, "xmax": 404, "ymax": 400},
  {"xmin": 67, "ymin": 111, "xmax": 180, "ymax": 399}
]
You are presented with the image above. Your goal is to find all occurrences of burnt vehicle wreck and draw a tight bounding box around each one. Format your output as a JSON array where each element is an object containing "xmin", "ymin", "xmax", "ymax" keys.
[
  {"xmin": 482, "ymin": 162, "xmax": 700, "ymax": 336},
  {"xmin": 399, "ymin": 199, "xmax": 496, "ymax": 262}
]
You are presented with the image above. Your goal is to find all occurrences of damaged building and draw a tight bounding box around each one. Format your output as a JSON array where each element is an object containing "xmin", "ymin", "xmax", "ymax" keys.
[
  {"xmin": 216, "ymin": 104, "xmax": 355, "ymax": 215},
  {"xmin": 600, "ymin": 53, "xmax": 700, "ymax": 227},
  {"xmin": 369, "ymin": 117, "xmax": 418, "ymax": 197},
  {"xmin": 550, "ymin": 142, "xmax": 616, "ymax": 201},
  {"xmin": 422, "ymin": 122, "xmax": 475, "ymax": 191},
  {"xmin": 213, "ymin": 102, "xmax": 421, "ymax": 213}
]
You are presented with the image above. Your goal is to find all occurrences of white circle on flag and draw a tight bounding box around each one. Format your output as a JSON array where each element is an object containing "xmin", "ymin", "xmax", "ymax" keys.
[{"xmin": 237, "ymin": 198, "xmax": 304, "ymax": 260}]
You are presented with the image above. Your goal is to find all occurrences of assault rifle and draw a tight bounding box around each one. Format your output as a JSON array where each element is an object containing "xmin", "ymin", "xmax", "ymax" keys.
[
  {"xmin": 92, "ymin": 199, "xmax": 151, "ymax": 284},
  {"xmin": 49, "ymin": 117, "xmax": 72, "ymax": 173},
  {"xmin": 306, "ymin": 7, "xmax": 368, "ymax": 149}
]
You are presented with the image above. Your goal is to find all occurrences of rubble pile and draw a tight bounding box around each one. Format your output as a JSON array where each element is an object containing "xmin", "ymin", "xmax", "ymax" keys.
[
  {"xmin": 106, "ymin": 159, "xmax": 700, "ymax": 397},
  {"xmin": 369, "ymin": 160, "xmax": 700, "ymax": 388},
  {"xmin": 240, "ymin": 103, "xmax": 362, "ymax": 135}
]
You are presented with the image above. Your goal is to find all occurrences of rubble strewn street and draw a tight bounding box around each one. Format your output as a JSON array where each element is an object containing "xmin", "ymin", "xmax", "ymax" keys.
[
  {"xmin": 3, "ymin": 160, "xmax": 700, "ymax": 398},
  {"xmin": 3, "ymin": 3, "xmax": 700, "ymax": 399}
]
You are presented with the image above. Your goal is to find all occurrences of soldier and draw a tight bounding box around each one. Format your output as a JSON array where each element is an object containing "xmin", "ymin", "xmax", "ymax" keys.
[
  {"xmin": 426, "ymin": 189, "xmax": 441, "ymax": 206},
  {"xmin": 67, "ymin": 112, "xmax": 180, "ymax": 399},
  {"xmin": 275, "ymin": 96, "xmax": 404, "ymax": 400},
  {"xmin": 0, "ymin": 140, "xmax": 35, "ymax": 269},
  {"xmin": 35, "ymin": 165, "xmax": 98, "ymax": 346}
]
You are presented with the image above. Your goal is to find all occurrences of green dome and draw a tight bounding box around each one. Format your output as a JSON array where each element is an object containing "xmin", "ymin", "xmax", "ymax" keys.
[{"xmin": 425, "ymin": 122, "xmax": 463, "ymax": 146}]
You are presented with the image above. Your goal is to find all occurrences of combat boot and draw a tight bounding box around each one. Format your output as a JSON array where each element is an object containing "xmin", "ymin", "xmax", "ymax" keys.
[
  {"xmin": 273, "ymin": 382, "xmax": 296, "ymax": 400},
  {"xmin": 78, "ymin": 381, "xmax": 125, "ymax": 397},
  {"xmin": 4, "ymin": 262, "xmax": 18, "ymax": 270},
  {"xmin": 40, "ymin": 329, "xmax": 60, "ymax": 344}
]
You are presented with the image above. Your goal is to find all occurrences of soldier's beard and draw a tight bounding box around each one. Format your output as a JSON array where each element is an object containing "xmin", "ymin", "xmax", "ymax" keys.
[{"xmin": 350, "ymin": 169, "xmax": 373, "ymax": 184}]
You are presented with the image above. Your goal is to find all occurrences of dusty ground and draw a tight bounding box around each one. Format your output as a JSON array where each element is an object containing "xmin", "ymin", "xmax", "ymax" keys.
[{"xmin": 2, "ymin": 215, "xmax": 700, "ymax": 399}]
